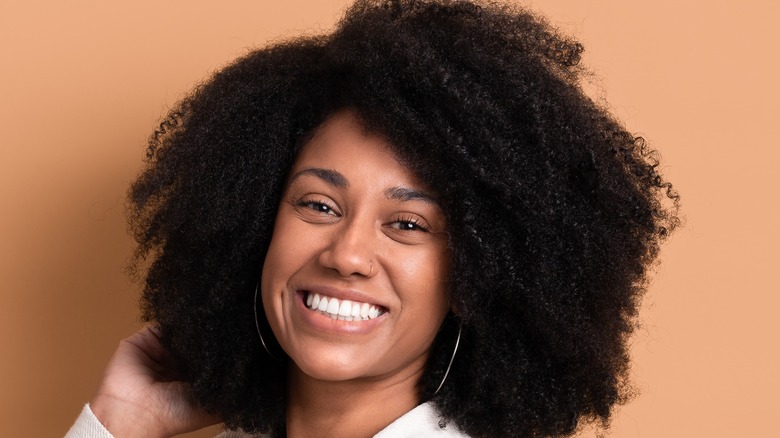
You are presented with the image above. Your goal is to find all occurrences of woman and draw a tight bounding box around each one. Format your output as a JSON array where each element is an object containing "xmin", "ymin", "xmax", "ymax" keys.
[{"xmin": 68, "ymin": 0, "xmax": 679, "ymax": 436}]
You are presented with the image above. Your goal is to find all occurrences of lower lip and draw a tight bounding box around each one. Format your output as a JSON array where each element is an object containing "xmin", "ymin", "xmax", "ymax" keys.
[{"xmin": 293, "ymin": 291, "xmax": 385, "ymax": 335}]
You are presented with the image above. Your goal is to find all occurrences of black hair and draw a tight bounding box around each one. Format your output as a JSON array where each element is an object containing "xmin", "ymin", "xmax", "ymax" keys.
[{"xmin": 128, "ymin": 1, "xmax": 680, "ymax": 436}]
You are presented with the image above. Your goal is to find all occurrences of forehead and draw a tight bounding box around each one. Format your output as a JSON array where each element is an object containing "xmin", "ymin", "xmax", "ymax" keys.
[{"xmin": 290, "ymin": 111, "xmax": 428, "ymax": 191}]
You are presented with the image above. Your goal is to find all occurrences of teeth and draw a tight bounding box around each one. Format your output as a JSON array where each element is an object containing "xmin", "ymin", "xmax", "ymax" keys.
[
  {"xmin": 326, "ymin": 298, "xmax": 340, "ymax": 315},
  {"xmin": 311, "ymin": 294, "xmax": 321, "ymax": 309},
  {"xmin": 338, "ymin": 300, "xmax": 352, "ymax": 317},
  {"xmin": 305, "ymin": 293, "xmax": 383, "ymax": 321},
  {"xmin": 317, "ymin": 297, "xmax": 328, "ymax": 312}
]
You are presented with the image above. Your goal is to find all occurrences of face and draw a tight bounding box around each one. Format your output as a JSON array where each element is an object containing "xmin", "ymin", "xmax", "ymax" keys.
[{"xmin": 261, "ymin": 111, "xmax": 450, "ymax": 385}]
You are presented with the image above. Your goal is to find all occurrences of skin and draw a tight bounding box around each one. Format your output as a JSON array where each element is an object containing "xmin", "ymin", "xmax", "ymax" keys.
[
  {"xmin": 262, "ymin": 111, "xmax": 451, "ymax": 437},
  {"xmin": 89, "ymin": 327, "xmax": 218, "ymax": 438},
  {"xmin": 88, "ymin": 111, "xmax": 451, "ymax": 437}
]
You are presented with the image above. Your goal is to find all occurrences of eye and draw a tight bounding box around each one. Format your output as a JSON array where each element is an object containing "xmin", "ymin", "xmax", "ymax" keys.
[
  {"xmin": 293, "ymin": 196, "xmax": 341, "ymax": 218},
  {"xmin": 300, "ymin": 200, "xmax": 335, "ymax": 214},
  {"xmin": 387, "ymin": 215, "xmax": 430, "ymax": 233}
]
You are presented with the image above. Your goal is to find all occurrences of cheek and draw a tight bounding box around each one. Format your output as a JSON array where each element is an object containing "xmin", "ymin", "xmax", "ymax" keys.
[
  {"xmin": 394, "ymin": 247, "xmax": 451, "ymax": 313},
  {"xmin": 260, "ymin": 215, "xmax": 296, "ymax": 305},
  {"xmin": 260, "ymin": 235, "xmax": 283, "ymax": 325},
  {"xmin": 260, "ymin": 241, "xmax": 281, "ymax": 299},
  {"xmin": 260, "ymin": 213, "xmax": 321, "ymax": 299}
]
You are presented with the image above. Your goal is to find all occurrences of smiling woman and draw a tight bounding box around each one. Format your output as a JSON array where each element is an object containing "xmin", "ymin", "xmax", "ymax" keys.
[
  {"xmin": 66, "ymin": 0, "xmax": 679, "ymax": 437},
  {"xmin": 261, "ymin": 112, "xmax": 452, "ymax": 433}
]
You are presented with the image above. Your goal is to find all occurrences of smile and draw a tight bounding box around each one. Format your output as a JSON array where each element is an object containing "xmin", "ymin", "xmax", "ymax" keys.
[{"xmin": 304, "ymin": 292, "xmax": 385, "ymax": 321}]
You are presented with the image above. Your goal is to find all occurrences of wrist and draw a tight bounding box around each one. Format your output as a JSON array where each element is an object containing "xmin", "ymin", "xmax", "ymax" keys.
[{"xmin": 89, "ymin": 394, "xmax": 168, "ymax": 438}]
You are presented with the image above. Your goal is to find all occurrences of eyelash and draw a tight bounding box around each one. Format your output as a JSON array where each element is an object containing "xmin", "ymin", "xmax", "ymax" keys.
[
  {"xmin": 391, "ymin": 215, "xmax": 431, "ymax": 233},
  {"xmin": 294, "ymin": 197, "xmax": 430, "ymax": 232},
  {"xmin": 295, "ymin": 198, "xmax": 337, "ymax": 215}
]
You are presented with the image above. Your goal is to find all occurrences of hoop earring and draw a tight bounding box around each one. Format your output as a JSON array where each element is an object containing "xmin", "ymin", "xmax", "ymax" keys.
[
  {"xmin": 433, "ymin": 323, "xmax": 461, "ymax": 396},
  {"xmin": 254, "ymin": 282, "xmax": 282, "ymax": 361}
]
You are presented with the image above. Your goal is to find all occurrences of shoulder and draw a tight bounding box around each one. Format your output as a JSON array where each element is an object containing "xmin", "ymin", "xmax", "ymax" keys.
[
  {"xmin": 215, "ymin": 402, "xmax": 470, "ymax": 438},
  {"xmin": 373, "ymin": 402, "xmax": 470, "ymax": 438}
]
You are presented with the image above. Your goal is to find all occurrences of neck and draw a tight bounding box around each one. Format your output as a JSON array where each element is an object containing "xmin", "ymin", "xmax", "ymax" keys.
[{"xmin": 285, "ymin": 362, "xmax": 425, "ymax": 438}]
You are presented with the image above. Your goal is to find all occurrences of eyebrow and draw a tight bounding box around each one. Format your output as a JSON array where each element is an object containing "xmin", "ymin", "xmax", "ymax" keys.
[
  {"xmin": 289, "ymin": 168, "xmax": 348, "ymax": 188},
  {"xmin": 288, "ymin": 167, "xmax": 439, "ymax": 206},
  {"xmin": 384, "ymin": 187, "xmax": 439, "ymax": 206}
]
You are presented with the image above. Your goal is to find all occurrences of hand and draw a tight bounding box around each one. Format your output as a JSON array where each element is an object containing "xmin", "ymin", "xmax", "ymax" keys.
[{"xmin": 89, "ymin": 326, "xmax": 219, "ymax": 438}]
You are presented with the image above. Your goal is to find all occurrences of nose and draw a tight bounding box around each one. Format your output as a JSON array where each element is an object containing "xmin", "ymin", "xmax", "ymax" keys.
[{"xmin": 318, "ymin": 216, "xmax": 377, "ymax": 278}]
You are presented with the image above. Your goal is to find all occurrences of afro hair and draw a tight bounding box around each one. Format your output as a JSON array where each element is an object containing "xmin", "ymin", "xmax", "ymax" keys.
[{"xmin": 128, "ymin": 1, "xmax": 680, "ymax": 436}]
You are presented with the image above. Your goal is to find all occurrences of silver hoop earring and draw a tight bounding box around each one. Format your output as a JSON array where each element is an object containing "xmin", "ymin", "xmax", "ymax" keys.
[
  {"xmin": 433, "ymin": 323, "xmax": 461, "ymax": 396},
  {"xmin": 254, "ymin": 282, "xmax": 281, "ymax": 361}
]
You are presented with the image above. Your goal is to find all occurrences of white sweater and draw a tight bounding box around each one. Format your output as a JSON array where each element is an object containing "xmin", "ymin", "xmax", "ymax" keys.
[{"xmin": 66, "ymin": 402, "xmax": 470, "ymax": 437}]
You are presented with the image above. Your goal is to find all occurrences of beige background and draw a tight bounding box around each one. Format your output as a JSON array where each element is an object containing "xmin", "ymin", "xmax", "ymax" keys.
[{"xmin": 1, "ymin": 1, "xmax": 777, "ymax": 436}]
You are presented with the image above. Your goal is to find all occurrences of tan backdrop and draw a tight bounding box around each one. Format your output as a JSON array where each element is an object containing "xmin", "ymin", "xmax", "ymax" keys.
[{"xmin": 2, "ymin": 1, "xmax": 777, "ymax": 436}]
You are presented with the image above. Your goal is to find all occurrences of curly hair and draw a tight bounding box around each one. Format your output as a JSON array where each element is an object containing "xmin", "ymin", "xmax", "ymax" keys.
[{"xmin": 127, "ymin": 0, "xmax": 679, "ymax": 436}]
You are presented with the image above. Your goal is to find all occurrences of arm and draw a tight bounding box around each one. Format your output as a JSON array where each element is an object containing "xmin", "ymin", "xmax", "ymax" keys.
[{"xmin": 69, "ymin": 326, "xmax": 219, "ymax": 438}]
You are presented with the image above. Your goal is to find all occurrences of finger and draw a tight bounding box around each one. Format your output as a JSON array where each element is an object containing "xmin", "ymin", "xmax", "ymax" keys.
[
  {"xmin": 120, "ymin": 327, "xmax": 179, "ymax": 377},
  {"xmin": 148, "ymin": 323, "xmax": 162, "ymax": 337}
]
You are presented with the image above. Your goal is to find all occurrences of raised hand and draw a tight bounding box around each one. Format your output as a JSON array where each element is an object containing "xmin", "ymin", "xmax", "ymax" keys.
[{"xmin": 89, "ymin": 326, "xmax": 219, "ymax": 438}]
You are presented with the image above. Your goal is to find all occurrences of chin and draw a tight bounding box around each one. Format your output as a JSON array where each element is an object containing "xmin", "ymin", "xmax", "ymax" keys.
[{"xmin": 291, "ymin": 351, "xmax": 376, "ymax": 382}]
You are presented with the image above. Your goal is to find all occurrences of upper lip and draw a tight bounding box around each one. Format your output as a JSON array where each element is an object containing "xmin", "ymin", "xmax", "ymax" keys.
[{"xmin": 295, "ymin": 284, "xmax": 388, "ymax": 310}]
